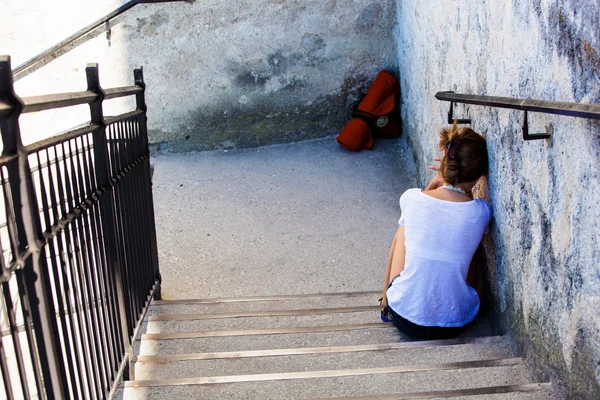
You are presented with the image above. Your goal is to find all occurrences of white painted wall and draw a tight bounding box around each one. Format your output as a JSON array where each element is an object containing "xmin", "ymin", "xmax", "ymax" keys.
[{"xmin": 1, "ymin": 0, "xmax": 132, "ymax": 146}]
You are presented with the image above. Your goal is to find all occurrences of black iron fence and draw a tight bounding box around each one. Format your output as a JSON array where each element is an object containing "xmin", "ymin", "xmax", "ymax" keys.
[{"xmin": 0, "ymin": 56, "xmax": 160, "ymax": 399}]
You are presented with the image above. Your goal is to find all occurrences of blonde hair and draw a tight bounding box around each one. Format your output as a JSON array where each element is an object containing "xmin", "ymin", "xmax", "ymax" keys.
[{"xmin": 438, "ymin": 122, "xmax": 488, "ymax": 185}]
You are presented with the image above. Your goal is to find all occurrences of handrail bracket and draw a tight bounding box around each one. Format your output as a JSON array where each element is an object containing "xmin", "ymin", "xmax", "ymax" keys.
[
  {"xmin": 522, "ymin": 110, "xmax": 550, "ymax": 141},
  {"xmin": 447, "ymin": 101, "xmax": 472, "ymax": 125}
]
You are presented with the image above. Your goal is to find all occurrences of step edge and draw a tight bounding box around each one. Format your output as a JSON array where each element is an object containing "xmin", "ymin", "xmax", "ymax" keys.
[
  {"xmin": 123, "ymin": 357, "xmax": 524, "ymax": 388},
  {"xmin": 152, "ymin": 291, "xmax": 380, "ymax": 306},
  {"xmin": 141, "ymin": 322, "xmax": 393, "ymax": 340},
  {"xmin": 134, "ymin": 336, "xmax": 509, "ymax": 363},
  {"xmin": 148, "ymin": 305, "xmax": 380, "ymax": 321},
  {"xmin": 312, "ymin": 382, "xmax": 552, "ymax": 400}
]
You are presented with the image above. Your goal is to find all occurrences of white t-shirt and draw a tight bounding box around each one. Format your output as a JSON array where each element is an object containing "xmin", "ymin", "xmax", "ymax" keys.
[{"xmin": 386, "ymin": 188, "xmax": 492, "ymax": 327}]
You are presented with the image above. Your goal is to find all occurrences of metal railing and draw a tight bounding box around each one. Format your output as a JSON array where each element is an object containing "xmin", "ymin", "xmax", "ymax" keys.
[
  {"xmin": 12, "ymin": 0, "xmax": 189, "ymax": 80},
  {"xmin": 435, "ymin": 91, "xmax": 600, "ymax": 140},
  {"xmin": 0, "ymin": 55, "xmax": 159, "ymax": 399}
]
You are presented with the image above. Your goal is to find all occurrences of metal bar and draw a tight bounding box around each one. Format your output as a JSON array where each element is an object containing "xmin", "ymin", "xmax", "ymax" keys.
[
  {"xmin": 0, "ymin": 100, "xmax": 11, "ymax": 118},
  {"xmin": 126, "ymin": 118, "xmax": 149, "ymax": 313},
  {"xmin": 149, "ymin": 306, "xmax": 380, "ymax": 321},
  {"xmin": 104, "ymin": 110, "xmax": 143, "ymax": 132},
  {"xmin": 313, "ymin": 383, "xmax": 552, "ymax": 400},
  {"xmin": 104, "ymin": 86, "xmax": 143, "ymax": 100},
  {"xmin": 1, "ymin": 169, "xmax": 26, "ymax": 274},
  {"xmin": 25, "ymin": 124, "xmax": 98, "ymax": 154},
  {"xmin": 1, "ymin": 282, "xmax": 32, "ymax": 398},
  {"xmin": 152, "ymin": 291, "xmax": 380, "ymax": 306},
  {"xmin": 1, "ymin": 57, "xmax": 161, "ymax": 397},
  {"xmin": 435, "ymin": 91, "xmax": 600, "ymax": 120},
  {"xmin": 21, "ymin": 114, "xmax": 141, "ymax": 157},
  {"xmin": 134, "ymin": 337, "xmax": 494, "ymax": 363},
  {"xmin": 55, "ymin": 144, "xmax": 95, "ymax": 399},
  {"xmin": 120, "ymin": 118, "xmax": 143, "ymax": 320},
  {"xmin": 0, "ymin": 178, "xmax": 11, "ymax": 282},
  {"xmin": 522, "ymin": 110, "xmax": 551, "ymax": 140},
  {"xmin": 123, "ymin": 358, "xmax": 524, "ymax": 388},
  {"xmin": 105, "ymin": 123, "xmax": 136, "ymax": 334},
  {"xmin": 12, "ymin": 1, "xmax": 139, "ymax": 79},
  {"xmin": 106, "ymin": 280, "xmax": 160, "ymax": 396},
  {"xmin": 70, "ymin": 136, "xmax": 111, "ymax": 396},
  {"xmin": 21, "ymin": 91, "xmax": 98, "ymax": 113},
  {"xmin": 107, "ymin": 353, "xmax": 130, "ymax": 400},
  {"xmin": 111, "ymin": 120, "xmax": 138, "ymax": 330},
  {"xmin": 20, "ymin": 86, "xmax": 146, "ymax": 113},
  {"xmin": 105, "ymin": 124, "xmax": 135, "ymax": 334},
  {"xmin": 125, "ymin": 119, "xmax": 145, "ymax": 318},
  {"xmin": 128, "ymin": 280, "xmax": 160, "ymax": 352},
  {"xmin": 45, "ymin": 146, "xmax": 88, "ymax": 398},
  {"xmin": 0, "ymin": 154, "xmax": 19, "ymax": 166},
  {"xmin": 61, "ymin": 139, "xmax": 101, "ymax": 398},
  {"xmin": 12, "ymin": 1, "xmax": 191, "ymax": 79},
  {"xmin": 0, "ymin": 54, "xmax": 69, "ymax": 399},
  {"xmin": 87, "ymin": 63, "xmax": 133, "ymax": 382},
  {"xmin": 135, "ymin": 68, "xmax": 161, "ymax": 299},
  {"xmin": 130, "ymin": 114, "xmax": 153, "ymax": 303},
  {"xmin": 29, "ymin": 142, "xmax": 92, "ymax": 177},
  {"xmin": 129, "ymin": 116, "xmax": 153, "ymax": 309},
  {"xmin": 34, "ymin": 150, "xmax": 80, "ymax": 398},
  {"xmin": 0, "ymin": 324, "xmax": 14, "ymax": 400},
  {"xmin": 142, "ymin": 323, "xmax": 391, "ymax": 340},
  {"xmin": 79, "ymin": 133, "xmax": 121, "ymax": 382}
]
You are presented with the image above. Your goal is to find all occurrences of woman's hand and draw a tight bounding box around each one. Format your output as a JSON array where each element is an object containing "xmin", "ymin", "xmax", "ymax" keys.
[{"xmin": 425, "ymin": 157, "xmax": 444, "ymax": 191}]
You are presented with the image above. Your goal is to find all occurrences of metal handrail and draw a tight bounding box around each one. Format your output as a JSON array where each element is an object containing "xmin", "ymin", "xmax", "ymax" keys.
[
  {"xmin": 0, "ymin": 86, "xmax": 143, "ymax": 118},
  {"xmin": 11, "ymin": 0, "xmax": 189, "ymax": 79},
  {"xmin": 435, "ymin": 91, "xmax": 600, "ymax": 140}
]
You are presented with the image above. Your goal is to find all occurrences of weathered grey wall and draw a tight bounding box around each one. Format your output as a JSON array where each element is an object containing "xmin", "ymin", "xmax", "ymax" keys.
[
  {"xmin": 3, "ymin": 0, "xmax": 397, "ymax": 150},
  {"xmin": 395, "ymin": 1, "xmax": 600, "ymax": 398},
  {"xmin": 122, "ymin": 0, "xmax": 398, "ymax": 151}
]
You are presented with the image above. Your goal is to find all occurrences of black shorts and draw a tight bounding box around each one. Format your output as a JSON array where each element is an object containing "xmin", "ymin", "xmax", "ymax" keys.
[{"xmin": 385, "ymin": 275, "xmax": 469, "ymax": 340}]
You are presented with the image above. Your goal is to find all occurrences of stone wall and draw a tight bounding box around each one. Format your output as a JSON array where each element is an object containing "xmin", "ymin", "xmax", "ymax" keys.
[
  {"xmin": 394, "ymin": 1, "xmax": 600, "ymax": 398},
  {"xmin": 2, "ymin": 0, "xmax": 397, "ymax": 150}
]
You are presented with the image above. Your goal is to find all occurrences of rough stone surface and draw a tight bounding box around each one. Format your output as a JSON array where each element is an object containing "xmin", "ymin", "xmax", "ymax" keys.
[
  {"xmin": 394, "ymin": 1, "xmax": 600, "ymax": 398},
  {"xmin": 1, "ymin": 0, "xmax": 398, "ymax": 150},
  {"xmin": 151, "ymin": 136, "xmax": 415, "ymax": 299},
  {"xmin": 118, "ymin": 365, "xmax": 534, "ymax": 399}
]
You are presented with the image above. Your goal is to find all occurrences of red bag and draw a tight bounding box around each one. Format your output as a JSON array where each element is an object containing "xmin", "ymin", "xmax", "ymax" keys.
[{"xmin": 336, "ymin": 70, "xmax": 401, "ymax": 151}]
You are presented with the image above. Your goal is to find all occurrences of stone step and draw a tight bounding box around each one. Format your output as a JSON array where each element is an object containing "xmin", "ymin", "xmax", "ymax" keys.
[
  {"xmin": 146, "ymin": 308, "xmax": 381, "ymax": 333},
  {"xmin": 148, "ymin": 291, "xmax": 380, "ymax": 316},
  {"xmin": 314, "ymin": 383, "xmax": 555, "ymax": 399},
  {"xmin": 138, "ymin": 324, "xmax": 399, "ymax": 355},
  {"xmin": 147, "ymin": 308, "xmax": 491, "ymax": 335},
  {"xmin": 134, "ymin": 336, "xmax": 513, "ymax": 380},
  {"xmin": 118, "ymin": 360, "xmax": 535, "ymax": 400}
]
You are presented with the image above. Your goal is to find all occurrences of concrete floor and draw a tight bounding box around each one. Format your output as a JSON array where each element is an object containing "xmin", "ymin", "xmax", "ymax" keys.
[{"xmin": 151, "ymin": 136, "xmax": 416, "ymax": 300}]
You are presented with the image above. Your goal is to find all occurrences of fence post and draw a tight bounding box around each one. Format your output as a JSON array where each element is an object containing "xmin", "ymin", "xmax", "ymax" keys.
[
  {"xmin": 133, "ymin": 67, "xmax": 162, "ymax": 300},
  {"xmin": 86, "ymin": 63, "xmax": 133, "ymax": 380},
  {"xmin": 0, "ymin": 56, "xmax": 68, "ymax": 398}
]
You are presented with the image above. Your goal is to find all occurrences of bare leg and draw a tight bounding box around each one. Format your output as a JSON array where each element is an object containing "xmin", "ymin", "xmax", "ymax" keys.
[{"xmin": 381, "ymin": 226, "xmax": 406, "ymax": 306}]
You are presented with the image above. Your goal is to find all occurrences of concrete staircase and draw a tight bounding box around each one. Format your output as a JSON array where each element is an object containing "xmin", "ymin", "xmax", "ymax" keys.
[{"xmin": 117, "ymin": 291, "xmax": 553, "ymax": 399}]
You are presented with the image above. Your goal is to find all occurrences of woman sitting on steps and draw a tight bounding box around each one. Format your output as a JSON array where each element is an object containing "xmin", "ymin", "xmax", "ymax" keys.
[{"xmin": 380, "ymin": 122, "xmax": 491, "ymax": 340}]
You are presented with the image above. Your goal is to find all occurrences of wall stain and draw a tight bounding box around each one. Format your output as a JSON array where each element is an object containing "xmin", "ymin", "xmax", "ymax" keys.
[
  {"xmin": 136, "ymin": 9, "xmax": 170, "ymax": 36},
  {"xmin": 355, "ymin": 3, "xmax": 384, "ymax": 33},
  {"xmin": 541, "ymin": 2, "xmax": 600, "ymax": 102}
]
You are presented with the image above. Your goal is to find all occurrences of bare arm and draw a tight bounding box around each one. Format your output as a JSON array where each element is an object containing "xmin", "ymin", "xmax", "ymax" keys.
[
  {"xmin": 381, "ymin": 226, "xmax": 407, "ymax": 306},
  {"xmin": 425, "ymin": 157, "xmax": 444, "ymax": 191}
]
